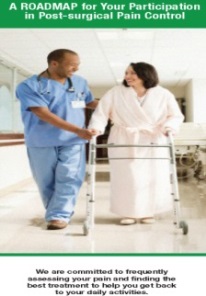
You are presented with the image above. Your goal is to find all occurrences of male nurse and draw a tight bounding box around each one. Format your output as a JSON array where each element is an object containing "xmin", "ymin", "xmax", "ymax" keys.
[{"xmin": 16, "ymin": 49, "xmax": 98, "ymax": 230}]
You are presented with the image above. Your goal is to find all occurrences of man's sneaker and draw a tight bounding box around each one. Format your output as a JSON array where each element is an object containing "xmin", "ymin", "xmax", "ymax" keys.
[{"xmin": 47, "ymin": 220, "xmax": 68, "ymax": 230}]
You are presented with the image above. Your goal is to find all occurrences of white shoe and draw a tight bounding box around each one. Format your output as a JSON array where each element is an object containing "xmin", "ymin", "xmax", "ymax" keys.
[
  {"xmin": 140, "ymin": 218, "xmax": 155, "ymax": 224},
  {"xmin": 120, "ymin": 218, "xmax": 136, "ymax": 225}
]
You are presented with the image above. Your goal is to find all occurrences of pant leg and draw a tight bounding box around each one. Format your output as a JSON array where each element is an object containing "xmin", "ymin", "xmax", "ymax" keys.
[
  {"xmin": 27, "ymin": 145, "xmax": 85, "ymax": 222},
  {"xmin": 45, "ymin": 144, "xmax": 86, "ymax": 222},
  {"xmin": 27, "ymin": 147, "xmax": 58, "ymax": 209}
]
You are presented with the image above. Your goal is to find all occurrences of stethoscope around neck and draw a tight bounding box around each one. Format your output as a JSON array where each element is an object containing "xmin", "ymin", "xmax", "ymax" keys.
[{"xmin": 37, "ymin": 69, "xmax": 75, "ymax": 94}]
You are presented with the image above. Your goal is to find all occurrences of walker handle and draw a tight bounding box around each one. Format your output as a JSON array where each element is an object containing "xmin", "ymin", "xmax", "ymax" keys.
[
  {"xmin": 167, "ymin": 131, "xmax": 174, "ymax": 146},
  {"xmin": 90, "ymin": 136, "xmax": 97, "ymax": 145}
]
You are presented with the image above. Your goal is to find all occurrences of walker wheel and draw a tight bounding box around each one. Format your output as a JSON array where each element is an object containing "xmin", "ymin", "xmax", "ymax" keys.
[{"xmin": 179, "ymin": 221, "xmax": 188, "ymax": 235}]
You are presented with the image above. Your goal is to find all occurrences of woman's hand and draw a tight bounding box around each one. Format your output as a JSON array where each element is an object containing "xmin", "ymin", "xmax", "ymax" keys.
[
  {"xmin": 75, "ymin": 128, "xmax": 101, "ymax": 140},
  {"xmin": 163, "ymin": 127, "xmax": 175, "ymax": 137}
]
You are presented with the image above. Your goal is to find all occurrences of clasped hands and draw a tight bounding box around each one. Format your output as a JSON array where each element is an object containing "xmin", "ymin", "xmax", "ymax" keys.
[{"xmin": 76, "ymin": 128, "xmax": 101, "ymax": 140}]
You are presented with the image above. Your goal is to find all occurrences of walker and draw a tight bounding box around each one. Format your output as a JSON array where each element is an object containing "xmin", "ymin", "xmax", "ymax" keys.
[{"xmin": 83, "ymin": 132, "xmax": 188, "ymax": 236}]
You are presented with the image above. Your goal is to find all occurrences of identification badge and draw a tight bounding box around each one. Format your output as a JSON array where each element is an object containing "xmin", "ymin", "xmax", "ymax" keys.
[{"xmin": 71, "ymin": 101, "xmax": 86, "ymax": 108}]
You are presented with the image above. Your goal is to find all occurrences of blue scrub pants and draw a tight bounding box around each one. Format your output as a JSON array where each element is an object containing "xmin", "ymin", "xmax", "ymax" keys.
[{"xmin": 27, "ymin": 145, "xmax": 86, "ymax": 222}]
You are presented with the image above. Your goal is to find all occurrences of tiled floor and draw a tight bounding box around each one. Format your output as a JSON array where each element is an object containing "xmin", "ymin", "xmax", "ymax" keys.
[{"xmin": 0, "ymin": 165, "xmax": 206, "ymax": 254}]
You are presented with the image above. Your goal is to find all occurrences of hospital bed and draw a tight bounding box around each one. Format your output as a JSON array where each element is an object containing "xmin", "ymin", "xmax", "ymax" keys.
[
  {"xmin": 174, "ymin": 122, "xmax": 206, "ymax": 146},
  {"xmin": 174, "ymin": 123, "xmax": 206, "ymax": 180}
]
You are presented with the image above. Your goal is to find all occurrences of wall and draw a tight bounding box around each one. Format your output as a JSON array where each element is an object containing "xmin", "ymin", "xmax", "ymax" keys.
[
  {"xmin": 91, "ymin": 84, "xmax": 186, "ymax": 99},
  {"xmin": 191, "ymin": 79, "xmax": 206, "ymax": 123},
  {"xmin": 166, "ymin": 85, "xmax": 185, "ymax": 98},
  {"xmin": 0, "ymin": 62, "xmax": 30, "ymax": 194},
  {"xmin": 184, "ymin": 79, "xmax": 206, "ymax": 123},
  {"xmin": 0, "ymin": 63, "xmax": 27, "ymax": 133},
  {"xmin": 184, "ymin": 80, "xmax": 193, "ymax": 122},
  {"xmin": 90, "ymin": 86, "xmax": 113, "ymax": 98},
  {"xmin": 0, "ymin": 145, "xmax": 32, "ymax": 193}
]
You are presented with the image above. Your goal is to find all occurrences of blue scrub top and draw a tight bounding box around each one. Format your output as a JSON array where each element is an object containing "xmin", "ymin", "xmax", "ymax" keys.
[{"xmin": 16, "ymin": 74, "xmax": 94, "ymax": 147}]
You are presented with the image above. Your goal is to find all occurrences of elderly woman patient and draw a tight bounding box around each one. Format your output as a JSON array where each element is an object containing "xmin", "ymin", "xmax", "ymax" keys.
[{"xmin": 89, "ymin": 62, "xmax": 184, "ymax": 225}]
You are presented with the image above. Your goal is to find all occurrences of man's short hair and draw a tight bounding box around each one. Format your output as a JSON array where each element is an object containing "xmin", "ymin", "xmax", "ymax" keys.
[{"xmin": 47, "ymin": 49, "xmax": 78, "ymax": 64}]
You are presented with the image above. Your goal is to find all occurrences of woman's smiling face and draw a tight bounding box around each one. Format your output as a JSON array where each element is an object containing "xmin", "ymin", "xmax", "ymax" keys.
[{"xmin": 124, "ymin": 66, "xmax": 144, "ymax": 87}]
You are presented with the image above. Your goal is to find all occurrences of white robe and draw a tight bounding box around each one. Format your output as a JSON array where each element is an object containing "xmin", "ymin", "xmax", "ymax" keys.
[{"xmin": 88, "ymin": 85, "xmax": 184, "ymax": 218}]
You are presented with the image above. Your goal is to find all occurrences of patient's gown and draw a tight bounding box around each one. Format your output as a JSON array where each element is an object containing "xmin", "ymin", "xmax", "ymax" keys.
[{"xmin": 89, "ymin": 85, "xmax": 184, "ymax": 218}]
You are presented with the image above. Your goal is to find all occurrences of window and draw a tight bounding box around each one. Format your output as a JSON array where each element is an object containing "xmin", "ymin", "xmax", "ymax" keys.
[{"xmin": 0, "ymin": 62, "xmax": 28, "ymax": 133}]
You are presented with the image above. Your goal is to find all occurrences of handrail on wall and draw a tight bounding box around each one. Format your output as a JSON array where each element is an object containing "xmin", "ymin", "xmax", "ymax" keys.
[{"xmin": 0, "ymin": 133, "xmax": 25, "ymax": 147}]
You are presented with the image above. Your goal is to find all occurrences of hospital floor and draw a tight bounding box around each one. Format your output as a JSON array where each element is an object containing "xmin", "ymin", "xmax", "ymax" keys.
[{"xmin": 0, "ymin": 164, "xmax": 206, "ymax": 254}]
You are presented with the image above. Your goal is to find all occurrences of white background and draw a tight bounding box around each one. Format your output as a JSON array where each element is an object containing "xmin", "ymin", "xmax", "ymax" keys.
[{"xmin": 0, "ymin": 256, "xmax": 204, "ymax": 295}]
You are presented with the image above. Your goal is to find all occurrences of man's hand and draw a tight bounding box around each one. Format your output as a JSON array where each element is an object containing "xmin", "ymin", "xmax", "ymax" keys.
[
  {"xmin": 29, "ymin": 107, "xmax": 100, "ymax": 139},
  {"xmin": 86, "ymin": 100, "xmax": 99, "ymax": 109},
  {"xmin": 75, "ymin": 128, "xmax": 99, "ymax": 140}
]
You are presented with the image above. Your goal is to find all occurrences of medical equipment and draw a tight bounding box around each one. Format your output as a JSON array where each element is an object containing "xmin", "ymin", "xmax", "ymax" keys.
[
  {"xmin": 174, "ymin": 123, "xmax": 206, "ymax": 180},
  {"xmin": 83, "ymin": 132, "xmax": 188, "ymax": 236},
  {"xmin": 37, "ymin": 69, "xmax": 75, "ymax": 94},
  {"xmin": 174, "ymin": 123, "xmax": 206, "ymax": 146}
]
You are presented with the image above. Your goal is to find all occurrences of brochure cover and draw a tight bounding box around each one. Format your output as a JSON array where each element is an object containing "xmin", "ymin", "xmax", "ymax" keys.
[{"xmin": 0, "ymin": 0, "xmax": 206, "ymax": 295}]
